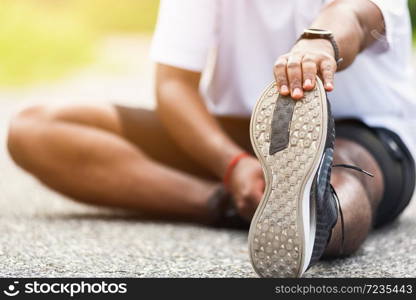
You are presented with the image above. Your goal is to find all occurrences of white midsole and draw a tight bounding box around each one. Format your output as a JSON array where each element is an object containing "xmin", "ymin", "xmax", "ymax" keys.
[
  {"xmin": 301, "ymin": 159, "xmax": 317, "ymax": 273},
  {"xmin": 300, "ymin": 79, "xmax": 328, "ymax": 275}
]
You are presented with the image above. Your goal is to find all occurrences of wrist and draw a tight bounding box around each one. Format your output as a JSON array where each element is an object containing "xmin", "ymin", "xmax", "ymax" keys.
[
  {"xmin": 294, "ymin": 38, "xmax": 335, "ymax": 58},
  {"xmin": 223, "ymin": 152, "xmax": 250, "ymax": 189},
  {"xmin": 216, "ymin": 146, "xmax": 246, "ymax": 177}
]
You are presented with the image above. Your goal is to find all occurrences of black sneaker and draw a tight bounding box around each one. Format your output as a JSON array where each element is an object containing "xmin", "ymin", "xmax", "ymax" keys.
[{"xmin": 248, "ymin": 77, "xmax": 338, "ymax": 277}]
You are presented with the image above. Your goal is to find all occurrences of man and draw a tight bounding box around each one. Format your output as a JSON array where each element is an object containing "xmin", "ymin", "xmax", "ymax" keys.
[{"xmin": 7, "ymin": 0, "xmax": 416, "ymax": 277}]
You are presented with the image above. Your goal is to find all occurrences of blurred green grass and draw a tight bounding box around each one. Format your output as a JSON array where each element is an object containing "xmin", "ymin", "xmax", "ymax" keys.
[
  {"xmin": 0, "ymin": 0, "xmax": 415, "ymax": 87},
  {"xmin": 411, "ymin": 0, "xmax": 416, "ymax": 44},
  {"xmin": 0, "ymin": 0, "xmax": 158, "ymax": 86}
]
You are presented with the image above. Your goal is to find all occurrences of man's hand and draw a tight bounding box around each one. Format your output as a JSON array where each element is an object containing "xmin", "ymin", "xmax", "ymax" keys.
[
  {"xmin": 228, "ymin": 156, "xmax": 265, "ymax": 220},
  {"xmin": 273, "ymin": 0, "xmax": 385, "ymax": 101},
  {"xmin": 274, "ymin": 39, "xmax": 337, "ymax": 100}
]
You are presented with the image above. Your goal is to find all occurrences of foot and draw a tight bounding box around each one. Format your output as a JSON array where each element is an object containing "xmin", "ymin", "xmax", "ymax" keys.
[
  {"xmin": 206, "ymin": 184, "xmax": 250, "ymax": 229},
  {"xmin": 248, "ymin": 77, "xmax": 338, "ymax": 277}
]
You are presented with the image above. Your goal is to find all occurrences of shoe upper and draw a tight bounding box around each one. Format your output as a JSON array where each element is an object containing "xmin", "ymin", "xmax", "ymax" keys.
[{"xmin": 308, "ymin": 99, "xmax": 339, "ymax": 267}]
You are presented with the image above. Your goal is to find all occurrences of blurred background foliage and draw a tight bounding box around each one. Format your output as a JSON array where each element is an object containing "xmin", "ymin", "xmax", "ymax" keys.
[
  {"xmin": 0, "ymin": 0, "xmax": 415, "ymax": 87},
  {"xmin": 410, "ymin": 0, "xmax": 416, "ymax": 39},
  {"xmin": 0, "ymin": 0, "xmax": 158, "ymax": 86}
]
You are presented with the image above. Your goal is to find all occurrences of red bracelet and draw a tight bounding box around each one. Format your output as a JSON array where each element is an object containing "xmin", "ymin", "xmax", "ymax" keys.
[{"xmin": 223, "ymin": 152, "xmax": 250, "ymax": 189}]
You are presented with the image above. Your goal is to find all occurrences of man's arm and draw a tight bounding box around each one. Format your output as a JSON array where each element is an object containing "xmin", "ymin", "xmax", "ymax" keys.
[
  {"xmin": 156, "ymin": 64, "xmax": 264, "ymax": 219},
  {"xmin": 274, "ymin": 0, "xmax": 385, "ymax": 100},
  {"xmin": 156, "ymin": 64, "xmax": 242, "ymax": 178}
]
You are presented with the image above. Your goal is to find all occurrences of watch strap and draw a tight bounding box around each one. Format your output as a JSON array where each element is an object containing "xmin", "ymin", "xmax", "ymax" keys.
[{"xmin": 299, "ymin": 29, "xmax": 343, "ymax": 67}]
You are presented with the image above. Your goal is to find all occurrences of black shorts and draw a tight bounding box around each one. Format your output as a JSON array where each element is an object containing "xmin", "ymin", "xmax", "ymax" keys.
[{"xmin": 336, "ymin": 119, "xmax": 416, "ymax": 228}]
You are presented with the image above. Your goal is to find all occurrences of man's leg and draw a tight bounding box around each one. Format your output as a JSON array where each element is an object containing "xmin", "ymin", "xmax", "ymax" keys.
[
  {"xmin": 6, "ymin": 104, "xmax": 389, "ymax": 252},
  {"xmin": 7, "ymin": 104, "xmax": 227, "ymax": 223},
  {"xmin": 325, "ymin": 138, "xmax": 384, "ymax": 256}
]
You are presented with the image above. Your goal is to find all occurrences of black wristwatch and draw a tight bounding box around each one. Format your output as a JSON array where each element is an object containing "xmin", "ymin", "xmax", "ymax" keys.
[{"xmin": 298, "ymin": 28, "xmax": 343, "ymax": 67}]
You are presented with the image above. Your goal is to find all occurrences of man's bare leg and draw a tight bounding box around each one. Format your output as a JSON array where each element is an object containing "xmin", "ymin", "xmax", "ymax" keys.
[
  {"xmin": 7, "ymin": 104, "xmax": 220, "ymax": 223},
  {"xmin": 8, "ymin": 105, "xmax": 386, "ymax": 253},
  {"xmin": 325, "ymin": 139, "xmax": 384, "ymax": 256}
]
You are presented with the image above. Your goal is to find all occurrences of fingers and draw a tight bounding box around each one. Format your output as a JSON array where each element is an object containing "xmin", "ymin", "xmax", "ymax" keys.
[
  {"xmin": 273, "ymin": 56, "xmax": 289, "ymax": 96},
  {"xmin": 274, "ymin": 52, "xmax": 337, "ymax": 99},
  {"xmin": 302, "ymin": 55, "xmax": 317, "ymax": 91},
  {"xmin": 286, "ymin": 54, "xmax": 304, "ymax": 100},
  {"xmin": 320, "ymin": 59, "xmax": 336, "ymax": 91},
  {"xmin": 275, "ymin": 54, "xmax": 319, "ymax": 100}
]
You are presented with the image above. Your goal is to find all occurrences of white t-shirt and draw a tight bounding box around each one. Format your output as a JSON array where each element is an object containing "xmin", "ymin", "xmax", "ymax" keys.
[{"xmin": 151, "ymin": 0, "xmax": 416, "ymax": 157}]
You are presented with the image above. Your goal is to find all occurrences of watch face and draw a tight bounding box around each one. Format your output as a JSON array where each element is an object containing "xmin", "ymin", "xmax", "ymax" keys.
[{"xmin": 305, "ymin": 29, "xmax": 332, "ymax": 36}]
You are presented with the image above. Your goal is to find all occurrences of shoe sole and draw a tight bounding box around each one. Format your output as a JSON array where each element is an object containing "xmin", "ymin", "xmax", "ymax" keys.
[{"xmin": 248, "ymin": 78, "xmax": 328, "ymax": 278}]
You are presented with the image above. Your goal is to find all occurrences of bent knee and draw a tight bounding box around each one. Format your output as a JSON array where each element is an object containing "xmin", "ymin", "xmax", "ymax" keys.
[
  {"xmin": 7, "ymin": 105, "xmax": 47, "ymax": 168},
  {"xmin": 8, "ymin": 104, "xmax": 120, "ymax": 168},
  {"xmin": 11, "ymin": 104, "xmax": 119, "ymax": 126},
  {"xmin": 8, "ymin": 105, "xmax": 47, "ymax": 145}
]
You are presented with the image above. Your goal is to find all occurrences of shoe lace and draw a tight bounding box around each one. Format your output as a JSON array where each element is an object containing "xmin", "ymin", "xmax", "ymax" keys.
[
  {"xmin": 330, "ymin": 164, "xmax": 374, "ymax": 255},
  {"xmin": 333, "ymin": 164, "xmax": 374, "ymax": 178}
]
